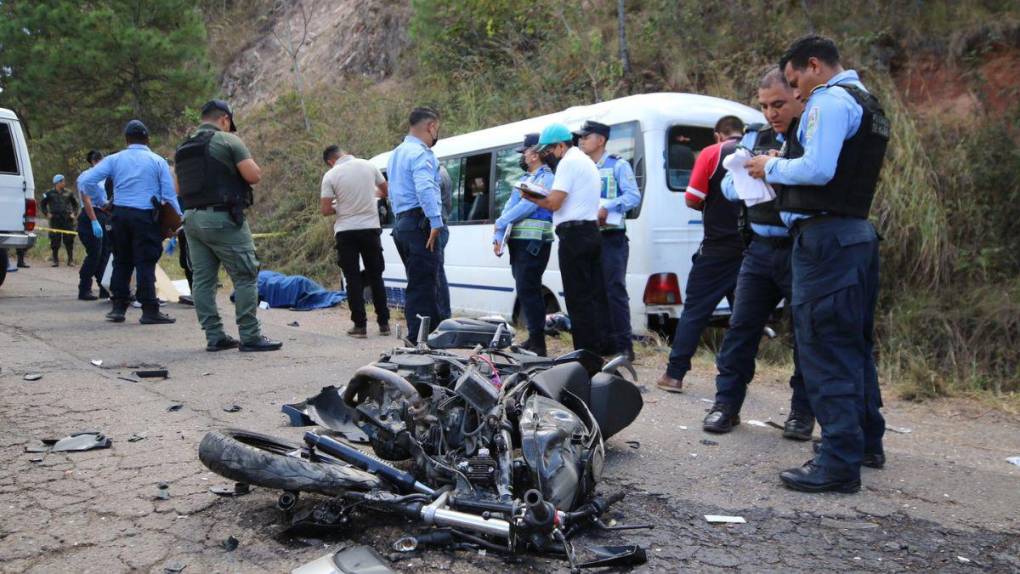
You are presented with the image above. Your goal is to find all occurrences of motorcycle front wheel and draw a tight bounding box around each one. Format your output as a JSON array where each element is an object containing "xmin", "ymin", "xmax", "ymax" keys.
[{"xmin": 199, "ymin": 429, "xmax": 386, "ymax": 496}]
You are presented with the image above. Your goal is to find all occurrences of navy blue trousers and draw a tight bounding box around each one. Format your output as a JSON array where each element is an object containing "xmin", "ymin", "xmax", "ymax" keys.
[
  {"xmin": 714, "ymin": 238, "xmax": 811, "ymax": 415},
  {"xmin": 109, "ymin": 206, "xmax": 161, "ymax": 308},
  {"xmin": 77, "ymin": 211, "xmax": 111, "ymax": 295},
  {"xmin": 509, "ymin": 238, "xmax": 552, "ymax": 342},
  {"xmin": 792, "ymin": 217, "xmax": 885, "ymax": 478},
  {"xmin": 436, "ymin": 226, "xmax": 451, "ymax": 321},
  {"xmin": 667, "ymin": 250, "xmax": 743, "ymax": 380},
  {"xmin": 600, "ymin": 231, "xmax": 633, "ymax": 355},
  {"xmin": 392, "ymin": 210, "xmax": 440, "ymax": 342}
]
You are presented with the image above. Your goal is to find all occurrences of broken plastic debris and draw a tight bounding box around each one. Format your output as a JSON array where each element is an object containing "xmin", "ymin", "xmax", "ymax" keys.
[
  {"xmin": 292, "ymin": 545, "xmax": 395, "ymax": 574},
  {"xmin": 163, "ymin": 561, "xmax": 186, "ymax": 573},
  {"xmin": 210, "ymin": 483, "xmax": 251, "ymax": 497},
  {"xmin": 136, "ymin": 369, "xmax": 169, "ymax": 379},
  {"xmin": 259, "ymin": 301, "xmax": 270, "ymax": 310},
  {"xmin": 700, "ymin": 439, "xmax": 718, "ymax": 446},
  {"xmin": 705, "ymin": 515, "xmax": 746, "ymax": 524},
  {"xmin": 26, "ymin": 432, "xmax": 113, "ymax": 453},
  {"xmin": 957, "ymin": 556, "xmax": 971, "ymax": 564},
  {"xmin": 128, "ymin": 433, "xmax": 147, "ymax": 442},
  {"xmin": 746, "ymin": 420, "xmax": 769, "ymax": 428},
  {"xmin": 1007, "ymin": 456, "xmax": 1020, "ymax": 467},
  {"xmin": 23, "ymin": 373, "xmax": 42, "ymax": 381},
  {"xmin": 887, "ymin": 426, "xmax": 912, "ymax": 434},
  {"xmin": 626, "ymin": 440, "xmax": 640, "ymax": 449},
  {"xmin": 156, "ymin": 483, "xmax": 170, "ymax": 500},
  {"xmin": 288, "ymin": 321, "xmax": 300, "ymax": 327},
  {"xmin": 577, "ymin": 545, "xmax": 648, "ymax": 568},
  {"xmin": 167, "ymin": 403, "xmax": 184, "ymax": 412},
  {"xmin": 222, "ymin": 536, "xmax": 239, "ymax": 551},
  {"xmin": 118, "ymin": 376, "xmax": 139, "ymax": 383},
  {"xmin": 90, "ymin": 359, "xmax": 103, "ymax": 367},
  {"xmin": 223, "ymin": 405, "xmax": 242, "ymax": 413}
]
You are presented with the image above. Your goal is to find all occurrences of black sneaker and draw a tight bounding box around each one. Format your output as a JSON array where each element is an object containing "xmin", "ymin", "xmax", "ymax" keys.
[
  {"xmin": 783, "ymin": 411, "xmax": 816, "ymax": 441},
  {"xmin": 207, "ymin": 335, "xmax": 240, "ymax": 352},
  {"xmin": 239, "ymin": 336, "xmax": 283, "ymax": 352},
  {"xmin": 703, "ymin": 403, "xmax": 740, "ymax": 434},
  {"xmin": 139, "ymin": 312, "xmax": 176, "ymax": 325},
  {"xmin": 78, "ymin": 292, "xmax": 99, "ymax": 301}
]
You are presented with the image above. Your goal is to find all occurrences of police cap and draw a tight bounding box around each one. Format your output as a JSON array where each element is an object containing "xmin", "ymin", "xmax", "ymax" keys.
[
  {"xmin": 201, "ymin": 99, "xmax": 238, "ymax": 132},
  {"xmin": 573, "ymin": 120, "xmax": 611, "ymax": 140}
]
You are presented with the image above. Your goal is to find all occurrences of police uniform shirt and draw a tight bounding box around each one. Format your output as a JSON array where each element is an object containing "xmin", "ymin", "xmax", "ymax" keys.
[
  {"xmin": 762, "ymin": 69, "xmax": 868, "ymax": 226},
  {"xmin": 386, "ymin": 135, "xmax": 444, "ymax": 229},
  {"xmin": 550, "ymin": 146, "xmax": 601, "ymax": 226},
  {"xmin": 79, "ymin": 144, "xmax": 182, "ymax": 215},
  {"xmin": 193, "ymin": 123, "xmax": 253, "ymax": 180}
]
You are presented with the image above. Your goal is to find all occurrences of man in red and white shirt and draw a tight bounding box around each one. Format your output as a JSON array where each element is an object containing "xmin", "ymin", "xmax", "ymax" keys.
[{"xmin": 657, "ymin": 115, "xmax": 747, "ymax": 393}]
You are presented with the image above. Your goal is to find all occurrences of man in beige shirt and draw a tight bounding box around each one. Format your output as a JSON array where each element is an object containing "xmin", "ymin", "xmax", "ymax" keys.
[{"xmin": 320, "ymin": 145, "xmax": 390, "ymax": 337}]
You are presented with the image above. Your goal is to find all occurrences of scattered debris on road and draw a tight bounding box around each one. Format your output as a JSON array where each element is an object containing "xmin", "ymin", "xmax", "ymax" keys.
[
  {"xmin": 118, "ymin": 376, "xmax": 139, "ymax": 383},
  {"xmin": 705, "ymin": 515, "xmax": 746, "ymax": 524},
  {"xmin": 282, "ymin": 385, "xmax": 369, "ymax": 443},
  {"xmin": 25, "ymin": 432, "xmax": 112, "ymax": 453},
  {"xmin": 90, "ymin": 359, "xmax": 103, "ymax": 367},
  {"xmin": 1005, "ymin": 456, "xmax": 1020, "ymax": 467},
  {"xmin": 577, "ymin": 545, "xmax": 648, "ymax": 569},
  {"xmin": 288, "ymin": 321, "xmax": 300, "ymax": 327},
  {"xmin": 293, "ymin": 545, "xmax": 395, "ymax": 574},
  {"xmin": 701, "ymin": 439, "xmax": 719, "ymax": 446},
  {"xmin": 210, "ymin": 482, "xmax": 251, "ymax": 497},
  {"xmin": 626, "ymin": 440, "xmax": 641, "ymax": 449},
  {"xmin": 222, "ymin": 536, "xmax": 239, "ymax": 551},
  {"xmin": 163, "ymin": 561, "xmax": 187, "ymax": 573},
  {"xmin": 156, "ymin": 482, "xmax": 170, "ymax": 500},
  {"xmin": 765, "ymin": 421, "xmax": 785, "ymax": 430},
  {"xmin": 887, "ymin": 426, "xmax": 913, "ymax": 434},
  {"xmin": 23, "ymin": 373, "xmax": 42, "ymax": 381},
  {"xmin": 167, "ymin": 403, "xmax": 184, "ymax": 412},
  {"xmin": 222, "ymin": 404, "xmax": 242, "ymax": 413},
  {"xmin": 746, "ymin": 420, "xmax": 769, "ymax": 428},
  {"xmin": 136, "ymin": 369, "xmax": 169, "ymax": 379}
]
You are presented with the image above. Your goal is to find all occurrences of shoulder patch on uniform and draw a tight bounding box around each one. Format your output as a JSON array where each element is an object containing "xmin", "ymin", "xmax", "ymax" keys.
[{"xmin": 804, "ymin": 106, "xmax": 820, "ymax": 143}]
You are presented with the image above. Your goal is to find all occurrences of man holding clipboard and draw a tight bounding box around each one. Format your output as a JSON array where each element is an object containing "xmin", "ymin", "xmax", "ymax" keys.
[
  {"xmin": 493, "ymin": 133, "xmax": 555, "ymax": 356},
  {"xmin": 523, "ymin": 123, "xmax": 609, "ymax": 355}
]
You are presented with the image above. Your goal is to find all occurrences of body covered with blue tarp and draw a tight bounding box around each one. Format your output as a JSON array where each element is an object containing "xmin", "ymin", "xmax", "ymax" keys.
[{"xmin": 256, "ymin": 271, "xmax": 346, "ymax": 310}]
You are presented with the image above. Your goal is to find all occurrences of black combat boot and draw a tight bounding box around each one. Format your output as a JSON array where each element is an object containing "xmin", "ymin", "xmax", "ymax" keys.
[
  {"xmin": 140, "ymin": 304, "xmax": 175, "ymax": 325},
  {"xmin": 703, "ymin": 403, "xmax": 740, "ymax": 434},
  {"xmin": 780, "ymin": 459, "xmax": 860, "ymax": 493},
  {"xmin": 783, "ymin": 411, "xmax": 816, "ymax": 441},
  {"xmin": 106, "ymin": 301, "xmax": 129, "ymax": 323}
]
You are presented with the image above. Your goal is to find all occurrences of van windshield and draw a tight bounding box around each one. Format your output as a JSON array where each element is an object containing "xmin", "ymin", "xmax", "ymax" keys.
[{"xmin": 666, "ymin": 125, "xmax": 715, "ymax": 191}]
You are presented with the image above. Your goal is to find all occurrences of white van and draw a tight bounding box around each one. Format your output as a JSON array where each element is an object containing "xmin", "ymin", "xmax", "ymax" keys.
[
  {"xmin": 369, "ymin": 93, "xmax": 763, "ymax": 336},
  {"xmin": 0, "ymin": 108, "xmax": 37, "ymax": 286}
]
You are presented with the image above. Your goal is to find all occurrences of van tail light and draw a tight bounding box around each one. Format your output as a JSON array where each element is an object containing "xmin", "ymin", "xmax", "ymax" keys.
[
  {"xmin": 643, "ymin": 273, "xmax": 682, "ymax": 305},
  {"xmin": 24, "ymin": 198, "xmax": 37, "ymax": 231}
]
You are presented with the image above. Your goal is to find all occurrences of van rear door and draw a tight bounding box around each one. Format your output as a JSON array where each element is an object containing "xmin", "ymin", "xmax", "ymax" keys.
[{"xmin": 0, "ymin": 118, "xmax": 31, "ymax": 232}]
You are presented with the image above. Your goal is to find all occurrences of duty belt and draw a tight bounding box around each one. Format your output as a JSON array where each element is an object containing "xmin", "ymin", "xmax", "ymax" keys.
[
  {"xmin": 753, "ymin": 234, "xmax": 793, "ymax": 249},
  {"xmin": 509, "ymin": 217, "xmax": 553, "ymax": 241}
]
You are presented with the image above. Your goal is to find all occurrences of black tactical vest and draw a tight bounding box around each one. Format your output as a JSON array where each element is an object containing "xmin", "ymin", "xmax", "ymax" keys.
[
  {"xmin": 701, "ymin": 138, "xmax": 745, "ymax": 257},
  {"xmin": 174, "ymin": 130, "xmax": 253, "ymax": 210},
  {"xmin": 746, "ymin": 125, "xmax": 785, "ymax": 228},
  {"xmin": 776, "ymin": 84, "xmax": 890, "ymax": 218}
]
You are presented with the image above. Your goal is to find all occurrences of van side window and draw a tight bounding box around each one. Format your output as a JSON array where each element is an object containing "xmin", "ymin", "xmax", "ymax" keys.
[
  {"xmin": 493, "ymin": 147, "xmax": 523, "ymax": 219},
  {"xmin": 0, "ymin": 123, "xmax": 20, "ymax": 175},
  {"xmin": 447, "ymin": 153, "xmax": 492, "ymax": 223},
  {"xmin": 666, "ymin": 125, "xmax": 715, "ymax": 191}
]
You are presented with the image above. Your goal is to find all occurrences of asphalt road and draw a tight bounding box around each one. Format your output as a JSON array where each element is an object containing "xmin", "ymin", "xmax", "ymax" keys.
[{"xmin": 1, "ymin": 266, "xmax": 1018, "ymax": 573}]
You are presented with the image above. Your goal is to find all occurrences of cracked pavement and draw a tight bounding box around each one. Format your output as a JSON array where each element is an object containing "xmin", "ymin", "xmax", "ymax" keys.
[{"xmin": 1, "ymin": 266, "xmax": 1018, "ymax": 573}]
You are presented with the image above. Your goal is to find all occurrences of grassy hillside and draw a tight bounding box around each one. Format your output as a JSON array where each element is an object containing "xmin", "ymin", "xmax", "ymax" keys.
[{"xmin": 208, "ymin": 0, "xmax": 1020, "ymax": 403}]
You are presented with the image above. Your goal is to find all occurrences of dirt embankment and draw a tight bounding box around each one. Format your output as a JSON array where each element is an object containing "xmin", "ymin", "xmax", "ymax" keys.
[{"xmin": 219, "ymin": 0, "xmax": 411, "ymax": 113}]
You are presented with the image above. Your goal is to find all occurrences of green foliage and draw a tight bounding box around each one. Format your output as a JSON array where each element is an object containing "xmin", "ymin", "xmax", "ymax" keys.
[{"xmin": 0, "ymin": 0, "xmax": 215, "ymax": 193}]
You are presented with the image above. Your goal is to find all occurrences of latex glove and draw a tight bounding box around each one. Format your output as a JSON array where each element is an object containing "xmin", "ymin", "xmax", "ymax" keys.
[
  {"xmin": 91, "ymin": 220, "xmax": 103, "ymax": 239},
  {"xmin": 164, "ymin": 237, "xmax": 177, "ymax": 255}
]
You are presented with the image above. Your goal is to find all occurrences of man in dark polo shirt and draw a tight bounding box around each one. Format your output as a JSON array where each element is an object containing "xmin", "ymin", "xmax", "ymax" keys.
[{"xmin": 657, "ymin": 115, "xmax": 745, "ymax": 392}]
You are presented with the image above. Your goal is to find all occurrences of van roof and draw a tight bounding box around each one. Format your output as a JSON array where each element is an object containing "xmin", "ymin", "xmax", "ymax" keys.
[
  {"xmin": 371, "ymin": 92, "xmax": 762, "ymax": 164},
  {"xmin": 0, "ymin": 108, "xmax": 19, "ymax": 121}
]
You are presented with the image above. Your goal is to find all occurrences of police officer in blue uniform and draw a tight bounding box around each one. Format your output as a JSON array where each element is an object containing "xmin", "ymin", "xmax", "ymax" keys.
[
  {"xmin": 703, "ymin": 68, "xmax": 814, "ymax": 440},
  {"xmin": 746, "ymin": 36, "xmax": 889, "ymax": 493},
  {"xmin": 76, "ymin": 150, "xmax": 112, "ymax": 300},
  {"xmin": 386, "ymin": 107, "xmax": 444, "ymax": 342},
  {"xmin": 494, "ymin": 133, "xmax": 555, "ymax": 356},
  {"xmin": 576, "ymin": 121, "xmax": 642, "ymax": 359},
  {"xmin": 79, "ymin": 120, "xmax": 182, "ymax": 324}
]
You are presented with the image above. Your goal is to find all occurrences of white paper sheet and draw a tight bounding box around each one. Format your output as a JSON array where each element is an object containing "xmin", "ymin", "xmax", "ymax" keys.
[
  {"xmin": 599, "ymin": 199, "xmax": 624, "ymax": 227},
  {"xmin": 721, "ymin": 148, "xmax": 775, "ymax": 206}
]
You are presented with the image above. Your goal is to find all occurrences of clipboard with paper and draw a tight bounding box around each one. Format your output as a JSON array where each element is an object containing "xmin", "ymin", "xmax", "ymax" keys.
[
  {"xmin": 721, "ymin": 148, "xmax": 775, "ymax": 206},
  {"xmin": 495, "ymin": 224, "xmax": 512, "ymax": 257},
  {"xmin": 514, "ymin": 180, "xmax": 549, "ymax": 199}
]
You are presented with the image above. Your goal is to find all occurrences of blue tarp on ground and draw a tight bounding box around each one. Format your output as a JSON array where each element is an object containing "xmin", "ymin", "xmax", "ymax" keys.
[{"xmin": 256, "ymin": 271, "xmax": 346, "ymax": 310}]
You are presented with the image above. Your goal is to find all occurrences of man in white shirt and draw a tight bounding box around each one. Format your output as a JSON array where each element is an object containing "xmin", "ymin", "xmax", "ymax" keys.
[
  {"xmin": 320, "ymin": 145, "xmax": 390, "ymax": 337},
  {"xmin": 524, "ymin": 123, "xmax": 609, "ymax": 354}
]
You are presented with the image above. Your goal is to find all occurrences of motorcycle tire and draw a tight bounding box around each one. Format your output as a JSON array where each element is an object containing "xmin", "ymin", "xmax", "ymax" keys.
[{"xmin": 199, "ymin": 429, "xmax": 386, "ymax": 496}]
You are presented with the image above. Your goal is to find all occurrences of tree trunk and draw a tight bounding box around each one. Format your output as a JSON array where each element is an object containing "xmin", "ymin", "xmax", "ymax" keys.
[{"xmin": 617, "ymin": 0, "xmax": 632, "ymax": 91}]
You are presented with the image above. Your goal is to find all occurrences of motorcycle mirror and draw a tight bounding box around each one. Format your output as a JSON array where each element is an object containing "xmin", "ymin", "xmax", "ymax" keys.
[{"xmin": 601, "ymin": 355, "xmax": 637, "ymax": 381}]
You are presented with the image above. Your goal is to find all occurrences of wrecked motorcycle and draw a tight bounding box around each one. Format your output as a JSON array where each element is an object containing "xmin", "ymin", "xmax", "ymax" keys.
[{"xmin": 199, "ymin": 317, "xmax": 646, "ymax": 571}]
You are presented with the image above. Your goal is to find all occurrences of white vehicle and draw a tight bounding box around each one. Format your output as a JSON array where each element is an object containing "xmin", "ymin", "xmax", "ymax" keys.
[
  {"xmin": 369, "ymin": 93, "xmax": 763, "ymax": 336},
  {"xmin": 0, "ymin": 107, "xmax": 37, "ymax": 287}
]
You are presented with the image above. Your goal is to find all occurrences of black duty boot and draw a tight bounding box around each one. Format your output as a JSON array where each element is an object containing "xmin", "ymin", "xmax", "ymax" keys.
[
  {"xmin": 78, "ymin": 291, "xmax": 98, "ymax": 301},
  {"xmin": 98, "ymin": 287, "xmax": 111, "ymax": 299},
  {"xmin": 106, "ymin": 303, "xmax": 128, "ymax": 323},
  {"xmin": 207, "ymin": 335, "xmax": 240, "ymax": 352},
  {"xmin": 239, "ymin": 336, "xmax": 283, "ymax": 352},
  {"xmin": 520, "ymin": 337, "xmax": 547, "ymax": 357},
  {"xmin": 812, "ymin": 442, "xmax": 886, "ymax": 469},
  {"xmin": 51, "ymin": 252, "xmax": 60, "ymax": 267},
  {"xmin": 140, "ymin": 305, "xmax": 175, "ymax": 325},
  {"xmin": 780, "ymin": 459, "xmax": 860, "ymax": 493},
  {"xmin": 783, "ymin": 411, "xmax": 816, "ymax": 441},
  {"xmin": 703, "ymin": 403, "xmax": 740, "ymax": 434}
]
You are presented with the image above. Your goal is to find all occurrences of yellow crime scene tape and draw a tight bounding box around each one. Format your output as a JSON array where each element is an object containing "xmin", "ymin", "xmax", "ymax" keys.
[{"xmin": 35, "ymin": 226, "xmax": 285, "ymax": 239}]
